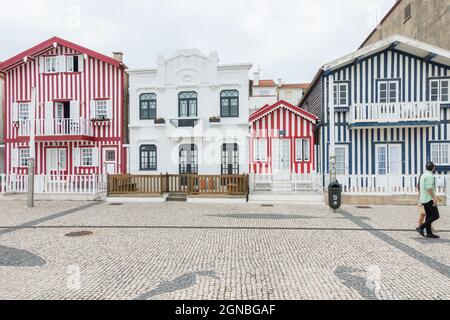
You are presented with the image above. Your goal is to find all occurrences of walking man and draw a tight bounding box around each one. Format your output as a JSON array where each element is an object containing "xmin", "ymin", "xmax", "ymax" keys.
[{"xmin": 416, "ymin": 162, "xmax": 440, "ymax": 239}]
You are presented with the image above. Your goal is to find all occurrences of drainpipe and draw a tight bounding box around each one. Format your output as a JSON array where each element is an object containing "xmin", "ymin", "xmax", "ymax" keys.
[{"xmin": 328, "ymin": 76, "xmax": 337, "ymax": 184}]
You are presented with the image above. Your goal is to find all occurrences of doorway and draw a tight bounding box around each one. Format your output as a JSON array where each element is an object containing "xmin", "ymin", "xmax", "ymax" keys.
[{"xmin": 272, "ymin": 139, "xmax": 291, "ymax": 180}]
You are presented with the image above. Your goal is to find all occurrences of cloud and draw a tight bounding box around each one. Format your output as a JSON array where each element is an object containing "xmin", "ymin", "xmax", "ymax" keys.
[{"xmin": 0, "ymin": 0, "xmax": 395, "ymax": 83}]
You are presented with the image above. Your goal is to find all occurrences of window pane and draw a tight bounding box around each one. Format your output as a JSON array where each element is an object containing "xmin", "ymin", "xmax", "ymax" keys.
[
  {"xmin": 303, "ymin": 139, "xmax": 310, "ymax": 161},
  {"xmin": 296, "ymin": 139, "xmax": 303, "ymax": 161},
  {"xmin": 442, "ymin": 144, "xmax": 449, "ymax": 164},
  {"xmin": 335, "ymin": 147, "xmax": 345, "ymax": 175},
  {"xmin": 377, "ymin": 146, "xmax": 387, "ymax": 175}
]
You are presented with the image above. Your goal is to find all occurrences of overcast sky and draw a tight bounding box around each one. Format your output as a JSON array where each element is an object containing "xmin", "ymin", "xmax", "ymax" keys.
[{"xmin": 0, "ymin": 0, "xmax": 395, "ymax": 83}]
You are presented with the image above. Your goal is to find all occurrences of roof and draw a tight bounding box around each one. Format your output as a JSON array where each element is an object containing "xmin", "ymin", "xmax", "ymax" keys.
[
  {"xmin": 299, "ymin": 34, "xmax": 450, "ymax": 109},
  {"xmin": 359, "ymin": 0, "xmax": 403, "ymax": 49},
  {"xmin": 253, "ymin": 80, "xmax": 276, "ymax": 87},
  {"xmin": 325, "ymin": 34, "xmax": 450, "ymax": 72},
  {"xmin": 250, "ymin": 100, "xmax": 318, "ymax": 124},
  {"xmin": 280, "ymin": 83, "xmax": 310, "ymax": 90},
  {"xmin": 0, "ymin": 37, "xmax": 125, "ymax": 71}
]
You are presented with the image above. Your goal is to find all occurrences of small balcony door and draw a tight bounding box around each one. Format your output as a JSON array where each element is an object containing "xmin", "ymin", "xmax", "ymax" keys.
[
  {"xmin": 375, "ymin": 144, "xmax": 402, "ymax": 175},
  {"xmin": 103, "ymin": 148, "xmax": 117, "ymax": 174},
  {"xmin": 55, "ymin": 102, "xmax": 71, "ymax": 134},
  {"xmin": 272, "ymin": 139, "xmax": 291, "ymax": 180},
  {"xmin": 46, "ymin": 148, "xmax": 67, "ymax": 175}
]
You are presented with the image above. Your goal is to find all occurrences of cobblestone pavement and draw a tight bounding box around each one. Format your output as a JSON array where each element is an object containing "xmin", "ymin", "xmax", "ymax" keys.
[{"xmin": 0, "ymin": 200, "xmax": 449, "ymax": 300}]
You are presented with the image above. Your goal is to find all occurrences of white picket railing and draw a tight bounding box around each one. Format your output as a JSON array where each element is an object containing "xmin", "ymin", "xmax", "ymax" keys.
[
  {"xmin": 349, "ymin": 101, "xmax": 441, "ymax": 124},
  {"xmin": 18, "ymin": 118, "xmax": 94, "ymax": 136},
  {"xmin": 0, "ymin": 174, "xmax": 106, "ymax": 194},
  {"xmin": 250, "ymin": 173, "xmax": 323, "ymax": 193},
  {"xmin": 323, "ymin": 174, "xmax": 448, "ymax": 196}
]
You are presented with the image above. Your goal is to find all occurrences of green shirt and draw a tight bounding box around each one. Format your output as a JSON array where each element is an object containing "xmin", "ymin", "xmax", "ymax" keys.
[{"xmin": 419, "ymin": 171, "xmax": 436, "ymax": 204}]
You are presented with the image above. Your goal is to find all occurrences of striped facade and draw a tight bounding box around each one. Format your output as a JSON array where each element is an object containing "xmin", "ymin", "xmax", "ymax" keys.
[
  {"xmin": 0, "ymin": 37, "xmax": 127, "ymax": 176},
  {"xmin": 250, "ymin": 100, "xmax": 317, "ymax": 175},
  {"xmin": 301, "ymin": 38, "xmax": 450, "ymax": 182}
]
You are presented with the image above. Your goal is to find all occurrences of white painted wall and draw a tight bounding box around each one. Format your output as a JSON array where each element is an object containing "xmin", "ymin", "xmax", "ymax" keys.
[{"xmin": 128, "ymin": 49, "xmax": 252, "ymax": 175}]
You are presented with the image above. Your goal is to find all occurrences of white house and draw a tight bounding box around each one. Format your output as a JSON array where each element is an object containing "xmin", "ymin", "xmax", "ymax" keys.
[
  {"xmin": 250, "ymin": 68, "xmax": 309, "ymax": 112},
  {"xmin": 128, "ymin": 49, "xmax": 252, "ymax": 176}
]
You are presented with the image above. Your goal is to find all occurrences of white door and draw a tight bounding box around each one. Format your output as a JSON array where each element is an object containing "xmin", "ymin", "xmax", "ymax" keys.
[
  {"xmin": 376, "ymin": 144, "xmax": 402, "ymax": 175},
  {"xmin": 46, "ymin": 148, "xmax": 67, "ymax": 175},
  {"xmin": 103, "ymin": 148, "xmax": 117, "ymax": 174},
  {"xmin": 272, "ymin": 139, "xmax": 291, "ymax": 180},
  {"xmin": 389, "ymin": 144, "xmax": 402, "ymax": 175}
]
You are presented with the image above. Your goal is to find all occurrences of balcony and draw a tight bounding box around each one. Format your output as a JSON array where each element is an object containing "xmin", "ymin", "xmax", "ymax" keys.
[
  {"xmin": 18, "ymin": 118, "xmax": 94, "ymax": 139},
  {"xmin": 167, "ymin": 117, "xmax": 204, "ymax": 139},
  {"xmin": 348, "ymin": 101, "xmax": 441, "ymax": 128}
]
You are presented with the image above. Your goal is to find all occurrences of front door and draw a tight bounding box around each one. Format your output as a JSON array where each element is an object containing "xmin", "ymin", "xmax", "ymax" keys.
[
  {"xmin": 103, "ymin": 148, "xmax": 117, "ymax": 174},
  {"xmin": 272, "ymin": 139, "xmax": 291, "ymax": 180},
  {"xmin": 376, "ymin": 144, "xmax": 402, "ymax": 175},
  {"xmin": 46, "ymin": 148, "xmax": 67, "ymax": 175}
]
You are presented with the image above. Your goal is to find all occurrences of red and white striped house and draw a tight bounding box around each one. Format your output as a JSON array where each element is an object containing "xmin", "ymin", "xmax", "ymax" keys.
[
  {"xmin": 249, "ymin": 100, "xmax": 318, "ymax": 191},
  {"xmin": 0, "ymin": 37, "xmax": 128, "ymax": 177}
]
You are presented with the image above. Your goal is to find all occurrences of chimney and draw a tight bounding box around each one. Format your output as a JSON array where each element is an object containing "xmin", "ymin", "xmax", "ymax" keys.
[
  {"xmin": 253, "ymin": 66, "xmax": 260, "ymax": 86},
  {"xmin": 277, "ymin": 78, "xmax": 283, "ymax": 87},
  {"xmin": 112, "ymin": 52, "xmax": 123, "ymax": 62}
]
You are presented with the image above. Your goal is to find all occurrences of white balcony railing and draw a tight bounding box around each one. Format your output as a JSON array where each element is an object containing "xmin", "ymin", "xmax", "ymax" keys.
[
  {"xmin": 18, "ymin": 118, "xmax": 94, "ymax": 137},
  {"xmin": 349, "ymin": 101, "xmax": 441, "ymax": 125}
]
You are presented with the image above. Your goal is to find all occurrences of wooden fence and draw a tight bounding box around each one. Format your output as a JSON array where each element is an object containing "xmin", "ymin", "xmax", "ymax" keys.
[{"xmin": 107, "ymin": 174, "xmax": 249, "ymax": 197}]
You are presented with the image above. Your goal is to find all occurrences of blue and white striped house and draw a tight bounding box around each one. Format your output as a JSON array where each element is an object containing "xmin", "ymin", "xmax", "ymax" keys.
[{"xmin": 300, "ymin": 35, "xmax": 450, "ymax": 195}]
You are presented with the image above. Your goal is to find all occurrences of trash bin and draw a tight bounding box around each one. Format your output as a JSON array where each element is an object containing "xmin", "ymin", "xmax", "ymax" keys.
[{"xmin": 328, "ymin": 182, "xmax": 342, "ymax": 210}]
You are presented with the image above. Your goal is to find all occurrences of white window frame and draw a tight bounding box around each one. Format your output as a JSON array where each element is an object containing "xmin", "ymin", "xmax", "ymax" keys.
[
  {"xmin": 19, "ymin": 148, "xmax": 30, "ymax": 167},
  {"xmin": 296, "ymin": 138, "xmax": 311, "ymax": 162},
  {"xmin": 378, "ymin": 80, "xmax": 399, "ymax": 103},
  {"xmin": 429, "ymin": 79, "xmax": 449, "ymax": 102},
  {"xmin": 81, "ymin": 148, "xmax": 94, "ymax": 167},
  {"xmin": 335, "ymin": 145, "xmax": 348, "ymax": 175},
  {"xmin": 95, "ymin": 101, "xmax": 108, "ymax": 119},
  {"xmin": 18, "ymin": 103, "xmax": 30, "ymax": 120},
  {"xmin": 44, "ymin": 56, "xmax": 57, "ymax": 73},
  {"xmin": 333, "ymin": 83, "xmax": 349, "ymax": 107},
  {"xmin": 253, "ymin": 138, "xmax": 267, "ymax": 162},
  {"xmin": 430, "ymin": 142, "xmax": 450, "ymax": 166}
]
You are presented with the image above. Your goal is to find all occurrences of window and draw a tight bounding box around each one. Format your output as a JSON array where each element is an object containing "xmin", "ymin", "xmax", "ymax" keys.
[
  {"xmin": 376, "ymin": 145, "xmax": 388, "ymax": 175},
  {"xmin": 95, "ymin": 101, "xmax": 108, "ymax": 119},
  {"xmin": 66, "ymin": 56, "xmax": 80, "ymax": 72},
  {"xmin": 82, "ymin": 148, "xmax": 94, "ymax": 167},
  {"xmin": 47, "ymin": 148, "xmax": 67, "ymax": 171},
  {"xmin": 429, "ymin": 79, "xmax": 449, "ymax": 102},
  {"xmin": 179, "ymin": 144, "xmax": 198, "ymax": 174},
  {"xmin": 253, "ymin": 139, "xmax": 267, "ymax": 162},
  {"xmin": 335, "ymin": 147, "xmax": 347, "ymax": 175},
  {"xmin": 179, "ymin": 92, "xmax": 198, "ymax": 117},
  {"xmin": 140, "ymin": 93, "xmax": 157, "ymax": 120},
  {"xmin": 105, "ymin": 150, "xmax": 116, "ymax": 162},
  {"xmin": 221, "ymin": 143, "xmax": 239, "ymax": 175},
  {"xmin": 44, "ymin": 57, "xmax": 57, "ymax": 73},
  {"xmin": 295, "ymin": 139, "xmax": 311, "ymax": 162},
  {"xmin": 378, "ymin": 80, "xmax": 399, "ymax": 103},
  {"xmin": 19, "ymin": 149, "xmax": 30, "ymax": 167},
  {"xmin": 220, "ymin": 90, "xmax": 239, "ymax": 117},
  {"xmin": 18, "ymin": 103, "xmax": 30, "ymax": 120},
  {"xmin": 140, "ymin": 145, "xmax": 157, "ymax": 171},
  {"xmin": 404, "ymin": 3, "xmax": 412, "ymax": 22},
  {"xmin": 430, "ymin": 143, "xmax": 450, "ymax": 165},
  {"xmin": 333, "ymin": 83, "xmax": 349, "ymax": 107}
]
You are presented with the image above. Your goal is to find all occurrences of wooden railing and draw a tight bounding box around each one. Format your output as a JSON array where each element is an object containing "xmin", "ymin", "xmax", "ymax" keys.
[
  {"xmin": 107, "ymin": 174, "xmax": 249, "ymax": 196},
  {"xmin": 349, "ymin": 101, "xmax": 441, "ymax": 125}
]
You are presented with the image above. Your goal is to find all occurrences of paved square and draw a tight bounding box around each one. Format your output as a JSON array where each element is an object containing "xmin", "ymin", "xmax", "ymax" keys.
[{"xmin": 0, "ymin": 199, "xmax": 449, "ymax": 300}]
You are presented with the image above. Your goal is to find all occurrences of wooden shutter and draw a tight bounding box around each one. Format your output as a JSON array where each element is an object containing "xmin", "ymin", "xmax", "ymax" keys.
[
  {"xmin": 57, "ymin": 55, "xmax": 66, "ymax": 73},
  {"xmin": 106, "ymin": 100, "xmax": 113, "ymax": 119},
  {"xmin": 11, "ymin": 148, "xmax": 19, "ymax": 167},
  {"xmin": 92, "ymin": 148, "xmax": 99, "ymax": 167},
  {"xmin": 70, "ymin": 101, "xmax": 80, "ymax": 119},
  {"xmin": 45, "ymin": 102, "xmax": 54, "ymax": 119},
  {"xmin": 90, "ymin": 101, "xmax": 96, "ymax": 119},
  {"xmin": 12, "ymin": 103, "xmax": 19, "ymax": 122},
  {"xmin": 73, "ymin": 148, "xmax": 81, "ymax": 167},
  {"xmin": 78, "ymin": 55, "xmax": 84, "ymax": 72},
  {"xmin": 39, "ymin": 57, "xmax": 45, "ymax": 73}
]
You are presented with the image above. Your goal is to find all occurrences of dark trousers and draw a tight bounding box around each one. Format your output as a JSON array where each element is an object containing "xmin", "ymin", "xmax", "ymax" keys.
[{"xmin": 420, "ymin": 201, "xmax": 440, "ymax": 234}]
